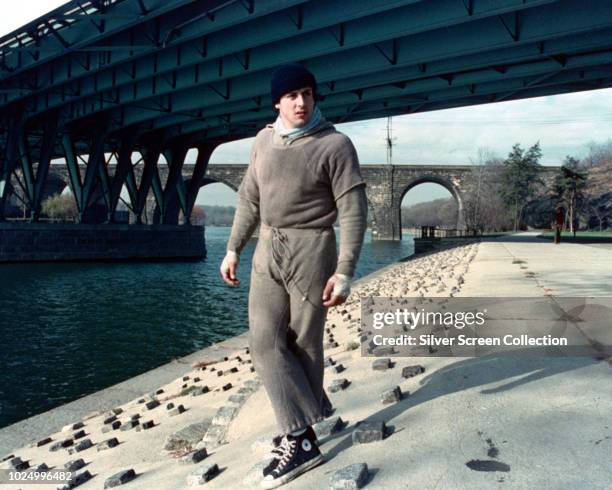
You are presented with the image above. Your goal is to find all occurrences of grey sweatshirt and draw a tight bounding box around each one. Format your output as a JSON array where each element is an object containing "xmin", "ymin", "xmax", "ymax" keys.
[{"xmin": 227, "ymin": 117, "xmax": 368, "ymax": 277}]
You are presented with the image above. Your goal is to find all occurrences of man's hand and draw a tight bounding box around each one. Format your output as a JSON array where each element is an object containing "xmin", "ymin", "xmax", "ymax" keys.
[
  {"xmin": 220, "ymin": 250, "xmax": 240, "ymax": 286},
  {"xmin": 322, "ymin": 273, "xmax": 351, "ymax": 307}
]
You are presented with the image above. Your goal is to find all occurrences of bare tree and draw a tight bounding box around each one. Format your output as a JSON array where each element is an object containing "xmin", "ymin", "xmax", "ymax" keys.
[
  {"xmin": 464, "ymin": 147, "xmax": 509, "ymax": 231},
  {"xmin": 41, "ymin": 193, "xmax": 78, "ymax": 222},
  {"xmin": 581, "ymin": 140, "xmax": 612, "ymax": 230}
]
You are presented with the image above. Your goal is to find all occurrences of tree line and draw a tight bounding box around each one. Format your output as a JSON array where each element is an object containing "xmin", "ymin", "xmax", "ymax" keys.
[{"xmin": 459, "ymin": 140, "xmax": 611, "ymax": 232}]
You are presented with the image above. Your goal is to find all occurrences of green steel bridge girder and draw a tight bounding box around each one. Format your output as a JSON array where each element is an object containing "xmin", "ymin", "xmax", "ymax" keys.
[
  {"xmin": 1, "ymin": 0, "xmax": 400, "ymax": 106},
  {"xmin": 0, "ymin": 0, "xmax": 308, "ymax": 81},
  {"xmin": 110, "ymin": 6, "xmax": 612, "ymax": 133},
  {"xmin": 150, "ymin": 49, "xmax": 612, "ymax": 138},
  {"xmin": 22, "ymin": 0, "xmax": 612, "ymax": 150},
  {"xmin": 24, "ymin": 0, "xmax": 562, "ymax": 121}
]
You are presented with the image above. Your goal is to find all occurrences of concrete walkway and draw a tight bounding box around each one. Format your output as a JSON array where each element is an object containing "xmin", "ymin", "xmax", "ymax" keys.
[{"xmin": 460, "ymin": 232, "xmax": 612, "ymax": 297}]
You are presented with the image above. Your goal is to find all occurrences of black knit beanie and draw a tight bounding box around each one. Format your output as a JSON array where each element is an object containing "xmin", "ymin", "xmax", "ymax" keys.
[{"xmin": 270, "ymin": 63, "xmax": 317, "ymax": 104}]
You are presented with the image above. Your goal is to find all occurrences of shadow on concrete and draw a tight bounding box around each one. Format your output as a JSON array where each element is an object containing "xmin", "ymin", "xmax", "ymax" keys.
[{"xmin": 323, "ymin": 355, "xmax": 601, "ymax": 462}]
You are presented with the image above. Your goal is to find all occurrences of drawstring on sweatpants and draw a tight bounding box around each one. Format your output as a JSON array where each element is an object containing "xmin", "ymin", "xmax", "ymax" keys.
[{"xmin": 270, "ymin": 228, "xmax": 309, "ymax": 302}]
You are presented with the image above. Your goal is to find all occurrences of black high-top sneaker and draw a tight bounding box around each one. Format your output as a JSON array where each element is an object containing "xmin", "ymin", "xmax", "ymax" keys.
[
  {"xmin": 260, "ymin": 430, "xmax": 323, "ymax": 488},
  {"xmin": 262, "ymin": 426, "xmax": 318, "ymax": 477}
]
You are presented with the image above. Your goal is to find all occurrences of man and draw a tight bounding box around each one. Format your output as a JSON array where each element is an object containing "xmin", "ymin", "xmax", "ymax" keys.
[
  {"xmin": 220, "ymin": 63, "xmax": 368, "ymax": 488},
  {"xmin": 554, "ymin": 205, "xmax": 564, "ymax": 244}
]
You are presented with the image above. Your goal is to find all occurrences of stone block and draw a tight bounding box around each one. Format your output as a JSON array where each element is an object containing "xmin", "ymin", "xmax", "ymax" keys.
[
  {"xmin": 135, "ymin": 420, "xmax": 155, "ymax": 431},
  {"xmin": 57, "ymin": 469, "xmax": 92, "ymax": 489},
  {"xmin": 163, "ymin": 421, "xmax": 211, "ymax": 452},
  {"xmin": 169, "ymin": 405, "xmax": 186, "ymax": 416},
  {"xmin": 104, "ymin": 469, "xmax": 137, "ymax": 488},
  {"xmin": 64, "ymin": 458, "xmax": 85, "ymax": 472},
  {"xmin": 67, "ymin": 439, "xmax": 93, "ymax": 455},
  {"xmin": 7, "ymin": 457, "xmax": 29, "ymax": 470},
  {"xmin": 97, "ymin": 438, "xmax": 119, "ymax": 451},
  {"xmin": 179, "ymin": 448, "xmax": 208, "ymax": 464},
  {"xmin": 313, "ymin": 416, "xmax": 345, "ymax": 439},
  {"xmin": 186, "ymin": 463, "xmax": 219, "ymax": 485},
  {"xmin": 201, "ymin": 425, "xmax": 227, "ymax": 448},
  {"xmin": 372, "ymin": 358, "xmax": 392, "ymax": 371},
  {"xmin": 372, "ymin": 346, "xmax": 396, "ymax": 356},
  {"xmin": 333, "ymin": 364, "xmax": 346, "ymax": 374},
  {"xmin": 328, "ymin": 379, "xmax": 350, "ymax": 393},
  {"xmin": 330, "ymin": 463, "xmax": 369, "ymax": 489},
  {"xmin": 192, "ymin": 386, "xmax": 210, "ymax": 396},
  {"xmin": 145, "ymin": 400, "xmax": 160, "ymax": 410},
  {"xmin": 120, "ymin": 420, "xmax": 139, "ymax": 431},
  {"xmin": 401, "ymin": 365, "xmax": 425, "ymax": 378},
  {"xmin": 352, "ymin": 421, "xmax": 387, "ymax": 445},
  {"xmin": 180, "ymin": 385, "xmax": 197, "ymax": 396},
  {"xmin": 212, "ymin": 406, "xmax": 239, "ymax": 426},
  {"xmin": 380, "ymin": 386, "xmax": 403, "ymax": 404},
  {"xmin": 102, "ymin": 420, "xmax": 121, "ymax": 433},
  {"xmin": 227, "ymin": 394, "xmax": 247, "ymax": 406},
  {"xmin": 73, "ymin": 430, "xmax": 86, "ymax": 440},
  {"xmin": 62, "ymin": 422, "xmax": 84, "ymax": 432},
  {"xmin": 244, "ymin": 379, "xmax": 260, "ymax": 389},
  {"xmin": 49, "ymin": 439, "xmax": 74, "ymax": 452}
]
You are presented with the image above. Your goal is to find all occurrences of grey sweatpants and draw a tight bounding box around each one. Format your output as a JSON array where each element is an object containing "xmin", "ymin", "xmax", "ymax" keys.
[{"xmin": 248, "ymin": 224, "xmax": 337, "ymax": 434}]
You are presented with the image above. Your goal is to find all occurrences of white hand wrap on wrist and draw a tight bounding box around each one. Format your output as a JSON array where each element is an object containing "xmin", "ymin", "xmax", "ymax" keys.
[
  {"xmin": 332, "ymin": 273, "xmax": 351, "ymax": 298},
  {"xmin": 220, "ymin": 250, "xmax": 239, "ymax": 276}
]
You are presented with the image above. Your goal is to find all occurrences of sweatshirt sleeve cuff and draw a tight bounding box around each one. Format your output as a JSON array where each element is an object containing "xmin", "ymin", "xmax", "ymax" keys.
[{"xmin": 335, "ymin": 262, "xmax": 355, "ymax": 277}]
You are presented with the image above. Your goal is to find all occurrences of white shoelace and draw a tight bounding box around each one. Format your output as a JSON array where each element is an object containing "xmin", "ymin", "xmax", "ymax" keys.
[{"xmin": 272, "ymin": 437, "xmax": 297, "ymax": 474}]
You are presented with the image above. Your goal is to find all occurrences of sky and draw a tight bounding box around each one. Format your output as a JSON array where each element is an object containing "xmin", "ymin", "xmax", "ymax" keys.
[{"xmin": 4, "ymin": 2, "xmax": 612, "ymax": 207}]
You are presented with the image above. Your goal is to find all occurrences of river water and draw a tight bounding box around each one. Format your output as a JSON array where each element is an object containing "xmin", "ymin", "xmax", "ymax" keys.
[{"xmin": 0, "ymin": 227, "xmax": 413, "ymax": 429}]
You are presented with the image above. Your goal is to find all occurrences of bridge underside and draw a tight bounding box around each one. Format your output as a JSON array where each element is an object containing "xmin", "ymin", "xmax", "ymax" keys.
[{"xmin": 0, "ymin": 0, "xmax": 610, "ymax": 236}]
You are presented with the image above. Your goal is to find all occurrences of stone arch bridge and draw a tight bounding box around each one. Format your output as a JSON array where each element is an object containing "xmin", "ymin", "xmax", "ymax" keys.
[{"xmin": 29, "ymin": 163, "xmax": 559, "ymax": 241}]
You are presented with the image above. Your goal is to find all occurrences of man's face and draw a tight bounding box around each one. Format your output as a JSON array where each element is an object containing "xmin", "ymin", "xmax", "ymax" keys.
[{"xmin": 274, "ymin": 86, "xmax": 315, "ymax": 129}]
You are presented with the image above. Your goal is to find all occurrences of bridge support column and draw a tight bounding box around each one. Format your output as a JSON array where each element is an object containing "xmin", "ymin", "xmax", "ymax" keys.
[
  {"xmin": 62, "ymin": 125, "xmax": 109, "ymax": 223},
  {"xmin": 105, "ymin": 131, "xmax": 138, "ymax": 223},
  {"xmin": 181, "ymin": 142, "xmax": 220, "ymax": 224},
  {"xmin": 366, "ymin": 166, "xmax": 401, "ymax": 241},
  {"xmin": 0, "ymin": 117, "xmax": 20, "ymax": 221},
  {"xmin": 16, "ymin": 111, "xmax": 60, "ymax": 221},
  {"xmin": 125, "ymin": 145, "xmax": 161, "ymax": 224},
  {"xmin": 151, "ymin": 142, "xmax": 188, "ymax": 225},
  {"xmin": 370, "ymin": 204, "xmax": 401, "ymax": 241}
]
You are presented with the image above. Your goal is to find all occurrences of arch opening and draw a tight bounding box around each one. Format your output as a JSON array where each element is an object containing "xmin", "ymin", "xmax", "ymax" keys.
[{"xmin": 400, "ymin": 179, "xmax": 461, "ymax": 237}]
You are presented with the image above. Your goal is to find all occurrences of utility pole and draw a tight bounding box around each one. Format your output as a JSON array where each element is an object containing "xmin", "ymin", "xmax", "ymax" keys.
[{"xmin": 385, "ymin": 116, "xmax": 396, "ymax": 165}]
